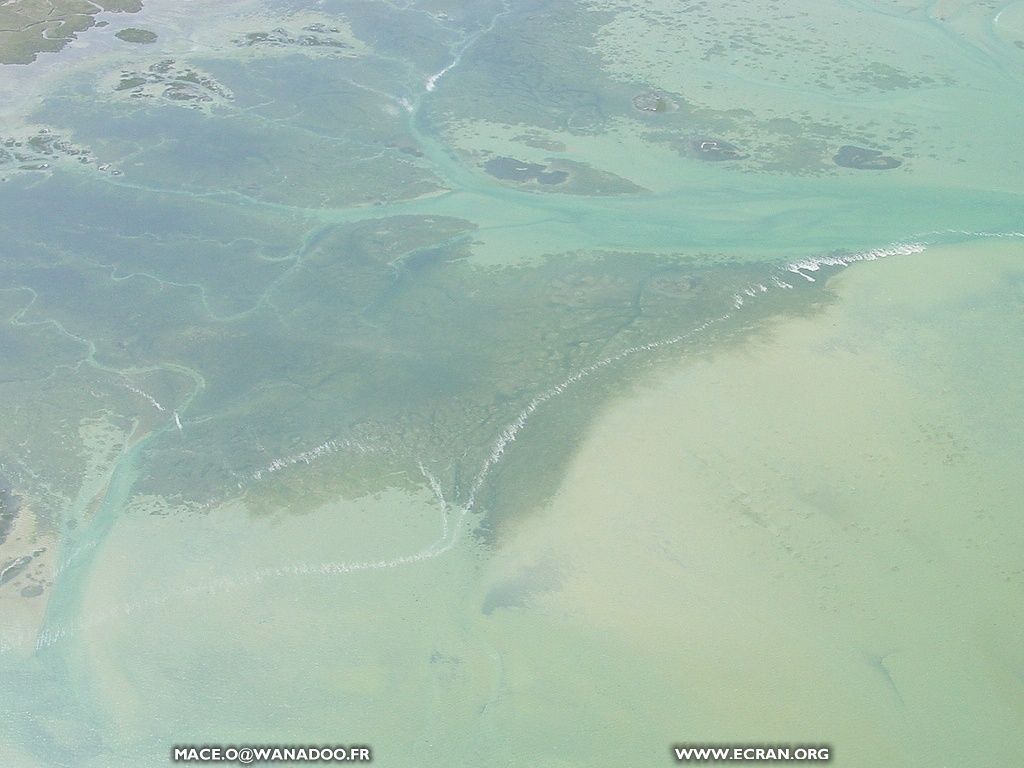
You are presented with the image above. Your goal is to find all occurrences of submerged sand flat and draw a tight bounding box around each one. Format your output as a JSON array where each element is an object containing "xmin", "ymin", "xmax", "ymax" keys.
[{"xmin": 477, "ymin": 242, "xmax": 1024, "ymax": 766}]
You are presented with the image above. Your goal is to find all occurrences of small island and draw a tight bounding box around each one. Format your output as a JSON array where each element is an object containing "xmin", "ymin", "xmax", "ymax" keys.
[
  {"xmin": 692, "ymin": 137, "xmax": 746, "ymax": 161},
  {"xmin": 632, "ymin": 91, "xmax": 678, "ymax": 113},
  {"xmin": 833, "ymin": 145, "xmax": 901, "ymax": 170},
  {"xmin": 115, "ymin": 27, "xmax": 158, "ymax": 44}
]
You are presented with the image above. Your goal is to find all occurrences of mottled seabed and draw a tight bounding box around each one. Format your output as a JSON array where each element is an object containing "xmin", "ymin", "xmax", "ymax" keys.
[{"xmin": 0, "ymin": 0, "xmax": 1022, "ymax": 766}]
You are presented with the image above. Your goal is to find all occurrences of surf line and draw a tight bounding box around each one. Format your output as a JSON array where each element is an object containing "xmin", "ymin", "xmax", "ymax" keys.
[
  {"xmin": 462, "ymin": 314, "xmax": 730, "ymax": 512},
  {"xmin": 784, "ymin": 241, "xmax": 926, "ymax": 283},
  {"xmin": 916, "ymin": 228, "xmax": 1024, "ymax": 240},
  {"xmin": 463, "ymin": 238, "xmax": 932, "ymax": 511},
  {"xmin": 16, "ymin": 311, "xmax": 735, "ymax": 655},
  {"xmin": 123, "ymin": 380, "xmax": 165, "ymax": 412},
  {"xmin": 14, "ymin": 239, "xmax": 935, "ymax": 655},
  {"xmin": 245, "ymin": 438, "xmax": 379, "ymax": 485}
]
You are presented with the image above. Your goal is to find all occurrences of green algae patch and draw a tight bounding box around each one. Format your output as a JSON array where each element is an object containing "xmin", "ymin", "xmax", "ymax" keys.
[
  {"xmin": 833, "ymin": 144, "xmax": 902, "ymax": 170},
  {"xmin": 114, "ymin": 27, "xmax": 157, "ymax": 44}
]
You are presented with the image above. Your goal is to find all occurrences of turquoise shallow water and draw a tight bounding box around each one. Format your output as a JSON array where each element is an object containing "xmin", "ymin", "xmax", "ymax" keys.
[{"xmin": 0, "ymin": 0, "xmax": 1022, "ymax": 765}]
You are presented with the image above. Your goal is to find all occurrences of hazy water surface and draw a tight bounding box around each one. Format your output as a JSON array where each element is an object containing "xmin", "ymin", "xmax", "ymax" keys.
[{"xmin": 0, "ymin": 0, "xmax": 1022, "ymax": 766}]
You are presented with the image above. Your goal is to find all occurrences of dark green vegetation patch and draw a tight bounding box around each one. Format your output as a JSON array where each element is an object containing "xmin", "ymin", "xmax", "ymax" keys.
[
  {"xmin": 235, "ymin": 23, "xmax": 353, "ymax": 51},
  {"xmin": 833, "ymin": 145, "xmax": 902, "ymax": 170},
  {"xmin": 632, "ymin": 92, "xmax": 678, "ymax": 113},
  {"xmin": 0, "ymin": 0, "xmax": 142, "ymax": 64},
  {"xmin": 115, "ymin": 28, "xmax": 157, "ymax": 44},
  {"xmin": 484, "ymin": 156, "xmax": 568, "ymax": 185},
  {"xmin": 693, "ymin": 137, "xmax": 747, "ymax": 161}
]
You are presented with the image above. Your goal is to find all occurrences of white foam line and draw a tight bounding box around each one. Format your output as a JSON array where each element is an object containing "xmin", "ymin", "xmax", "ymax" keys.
[
  {"xmin": 248, "ymin": 438, "xmax": 376, "ymax": 483},
  {"xmin": 785, "ymin": 241, "xmax": 926, "ymax": 282},
  {"xmin": 465, "ymin": 239, "xmax": 930, "ymax": 509},
  {"xmin": 942, "ymin": 229, "xmax": 1024, "ymax": 239},
  {"xmin": 418, "ymin": 460, "xmax": 449, "ymax": 541},
  {"xmin": 11, "ymin": 239, "xmax": 944, "ymax": 656},
  {"xmin": 424, "ymin": 0, "xmax": 509, "ymax": 93},
  {"xmin": 463, "ymin": 314, "xmax": 730, "ymax": 512},
  {"xmin": 425, "ymin": 63, "xmax": 457, "ymax": 92},
  {"xmin": 0, "ymin": 556, "xmax": 31, "ymax": 583},
  {"xmin": 771, "ymin": 274, "xmax": 794, "ymax": 289},
  {"xmin": 15, "ymin": 310, "xmax": 738, "ymax": 654},
  {"xmin": 123, "ymin": 381, "xmax": 165, "ymax": 412},
  {"xmin": 24, "ymin": 527, "xmax": 468, "ymax": 654}
]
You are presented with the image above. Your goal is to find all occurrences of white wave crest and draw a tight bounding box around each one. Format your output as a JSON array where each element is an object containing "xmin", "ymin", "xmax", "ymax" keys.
[
  {"xmin": 785, "ymin": 241, "xmax": 926, "ymax": 282},
  {"xmin": 248, "ymin": 438, "xmax": 376, "ymax": 483},
  {"xmin": 123, "ymin": 381, "xmax": 165, "ymax": 412}
]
